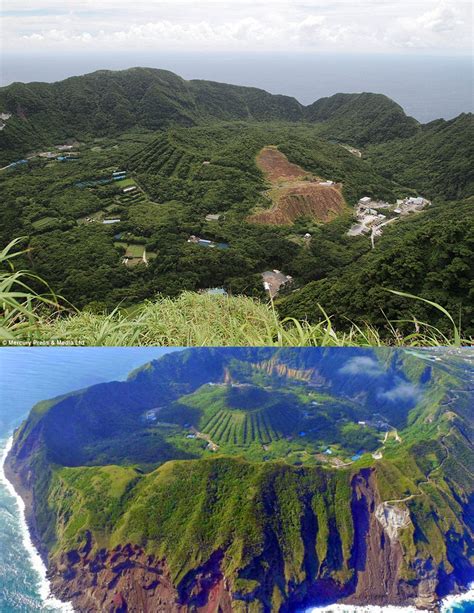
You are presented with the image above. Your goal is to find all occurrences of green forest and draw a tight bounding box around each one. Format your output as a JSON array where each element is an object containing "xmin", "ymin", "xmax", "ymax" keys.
[{"xmin": 0, "ymin": 68, "xmax": 473, "ymax": 338}]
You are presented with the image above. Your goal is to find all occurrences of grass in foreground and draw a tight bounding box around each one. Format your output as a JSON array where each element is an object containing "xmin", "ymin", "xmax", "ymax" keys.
[
  {"xmin": 33, "ymin": 292, "xmax": 470, "ymax": 347},
  {"xmin": 1, "ymin": 239, "xmax": 470, "ymax": 347},
  {"xmin": 0, "ymin": 238, "xmax": 61, "ymax": 340}
]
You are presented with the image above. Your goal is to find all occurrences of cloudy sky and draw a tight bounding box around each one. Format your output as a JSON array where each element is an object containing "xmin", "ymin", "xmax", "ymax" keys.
[{"xmin": 1, "ymin": 0, "xmax": 472, "ymax": 55}]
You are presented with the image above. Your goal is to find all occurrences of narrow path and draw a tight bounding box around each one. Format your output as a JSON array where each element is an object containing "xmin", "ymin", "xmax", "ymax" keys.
[
  {"xmin": 371, "ymin": 218, "xmax": 397, "ymax": 248},
  {"xmin": 383, "ymin": 429, "xmax": 452, "ymax": 506}
]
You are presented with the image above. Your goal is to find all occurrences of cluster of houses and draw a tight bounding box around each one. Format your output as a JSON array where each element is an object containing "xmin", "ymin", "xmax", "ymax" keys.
[
  {"xmin": 394, "ymin": 196, "xmax": 431, "ymax": 214},
  {"xmin": 112, "ymin": 171, "xmax": 138, "ymax": 195},
  {"xmin": 348, "ymin": 195, "xmax": 430, "ymax": 243},
  {"xmin": 37, "ymin": 144, "xmax": 81, "ymax": 162},
  {"xmin": 357, "ymin": 414, "xmax": 392, "ymax": 432}
]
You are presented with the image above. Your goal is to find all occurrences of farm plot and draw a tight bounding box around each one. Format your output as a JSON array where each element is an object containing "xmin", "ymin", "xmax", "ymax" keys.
[{"xmin": 31, "ymin": 217, "xmax": 61, "ymax": 231}]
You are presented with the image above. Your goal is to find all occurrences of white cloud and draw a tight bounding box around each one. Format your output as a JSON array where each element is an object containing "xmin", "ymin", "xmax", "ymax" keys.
[
  {"xmin": 389, "ymin": 1, "xmax": 470, "ymax": 49},
  {"xmin": 416, "ymin": 2, "xmax": 463, "ymax": 32},
  {"xmin": 380, "ymin": 382, "xmax": 421, "ymax": 402},
  {"xmin": 3, "ymin": 0, "xmax": 472, "ymax": 53},
  {"xmin": 339, "ymin": 356, "xmax": 385, "ymax": 377}
]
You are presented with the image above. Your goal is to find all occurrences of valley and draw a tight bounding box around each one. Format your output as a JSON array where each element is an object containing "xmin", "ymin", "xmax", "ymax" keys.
[{"xmin": 0, "ymin": 67, "xmax": 472, "ymax": 340}]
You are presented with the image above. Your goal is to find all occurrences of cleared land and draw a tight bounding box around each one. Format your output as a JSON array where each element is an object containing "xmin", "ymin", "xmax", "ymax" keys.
[{"xmin": 249, "ymin": 146, "xmax": 346, "ymax": 225}]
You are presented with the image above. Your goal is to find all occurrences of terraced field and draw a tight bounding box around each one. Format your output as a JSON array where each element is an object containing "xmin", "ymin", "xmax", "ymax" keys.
[
  {"xmin": 200, "ymin": 400, "xmax": 301, "ymax": 445},
  {"xmin": 165, "ymin": 384, "xmax": 304, "ymax": 446}
]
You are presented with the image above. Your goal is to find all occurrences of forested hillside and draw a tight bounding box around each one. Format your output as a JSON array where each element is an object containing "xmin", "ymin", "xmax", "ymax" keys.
[
  {"xmin": 306, "ymin": 92, "xmax": 420, "ymax": 145},
  {"xmin": 278, "ymin": 198, "xmax": 474, "ymax": 336},
  {"xmin": 0, "ymin": 67, "xmax": 420, "ymax": 165},
  {"xmin": 366, "ymin": 113, "xmax": 474, "ymax": 200},
  {"xmin": 0, "ymin": 67, "xmax": 472, "ymax": 340}
]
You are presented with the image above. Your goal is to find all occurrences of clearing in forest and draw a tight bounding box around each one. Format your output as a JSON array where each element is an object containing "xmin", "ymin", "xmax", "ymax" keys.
[{"xmin": 249, "ymin": 146, "xmax": 346, "ymax": 225}]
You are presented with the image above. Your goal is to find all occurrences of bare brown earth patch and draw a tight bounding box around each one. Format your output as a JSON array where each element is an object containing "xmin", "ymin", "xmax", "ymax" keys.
[
  {"xmin": 249, "ymin": 146, "xmax": 346, "ymax": 225},
  {"xmin": 255, "ymin": 145, "xmax": 310, "ymax": 182}
]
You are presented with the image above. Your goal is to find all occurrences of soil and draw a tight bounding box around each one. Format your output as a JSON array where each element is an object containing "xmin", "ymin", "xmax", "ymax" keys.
[
  {"xmin": 249, "ymin": 147, "xmax": 346, "ymax": 225},
  {"xmin": 256, "ymin": 146, "xmax": 310, "ymax": 182}
]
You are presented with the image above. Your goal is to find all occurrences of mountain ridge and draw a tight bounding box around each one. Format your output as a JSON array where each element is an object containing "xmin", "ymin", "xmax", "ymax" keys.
[{"xmin": 0, "ymin": 66, "xmax": 422, "ymax": 164}]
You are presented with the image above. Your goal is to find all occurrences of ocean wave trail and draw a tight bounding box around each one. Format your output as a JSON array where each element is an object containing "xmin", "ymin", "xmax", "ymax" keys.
[{"xmin": 0, "ymin": 436, "xmax": 74, "ymax": 613}]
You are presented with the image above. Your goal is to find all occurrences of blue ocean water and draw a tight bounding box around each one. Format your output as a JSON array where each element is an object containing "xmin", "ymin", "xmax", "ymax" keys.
[{"xmin": 0, "ymin": 347, "xmax": 472, "ymax": 612}]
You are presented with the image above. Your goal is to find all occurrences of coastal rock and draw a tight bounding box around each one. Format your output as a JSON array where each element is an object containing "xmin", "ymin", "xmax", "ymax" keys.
[{"xmin": 375, "ymin": 502, "xmax": 411, "ymax": 542}]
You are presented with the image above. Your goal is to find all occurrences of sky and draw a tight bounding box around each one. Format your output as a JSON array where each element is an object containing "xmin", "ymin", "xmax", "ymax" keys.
[{"xmin": 1, "ymin": 0, "xmax": 472, "ymax": 55}]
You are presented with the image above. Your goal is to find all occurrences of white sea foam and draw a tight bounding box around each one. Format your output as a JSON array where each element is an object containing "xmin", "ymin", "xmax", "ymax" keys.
[
  {"xmin": 0, "ymin": 436, "xmax": 74, "ymax": 612},
  {"xmin": 302, "ymin": 584, "xmax": 474, "ymax": 612},
  {"xmin": 304, "ymin": 605, "xmax": 426, "ymax": 612},
  {"xmin": 441, "ymin": 583, "xmax": 474, "ymax": 611}
]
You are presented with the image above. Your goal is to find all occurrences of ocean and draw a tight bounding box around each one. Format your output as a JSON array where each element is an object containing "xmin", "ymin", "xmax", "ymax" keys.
[
  {"xmin": 1, "ymin": 52, "xmax": 472, "ymax": 123},
  {"xmin": 0, "ymin": 347, "xmax": 472, "ymax": 612}
]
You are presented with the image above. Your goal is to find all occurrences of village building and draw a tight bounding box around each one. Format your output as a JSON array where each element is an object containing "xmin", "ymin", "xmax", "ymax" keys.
[
  {"xmin": 144, "ymin": 410, "xmax": 158, "ymax": 422},
  {"xmin": 262, "ymin": 270, "xmax": 293, "ymax": 298},
  {"xmin": 123, "ymin": 186, "xmax": 137, "ymax": 193},
  {"xmin": 188, "ymin": 235, "xmax": 211, "ymax": 245},
  {"xmin": 205, "ymin": 214, "xmax": 221, "ymax": 222},
  {"xmin": 204, "ymin": 287, "xmax": 227, "ymax": 296}
]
